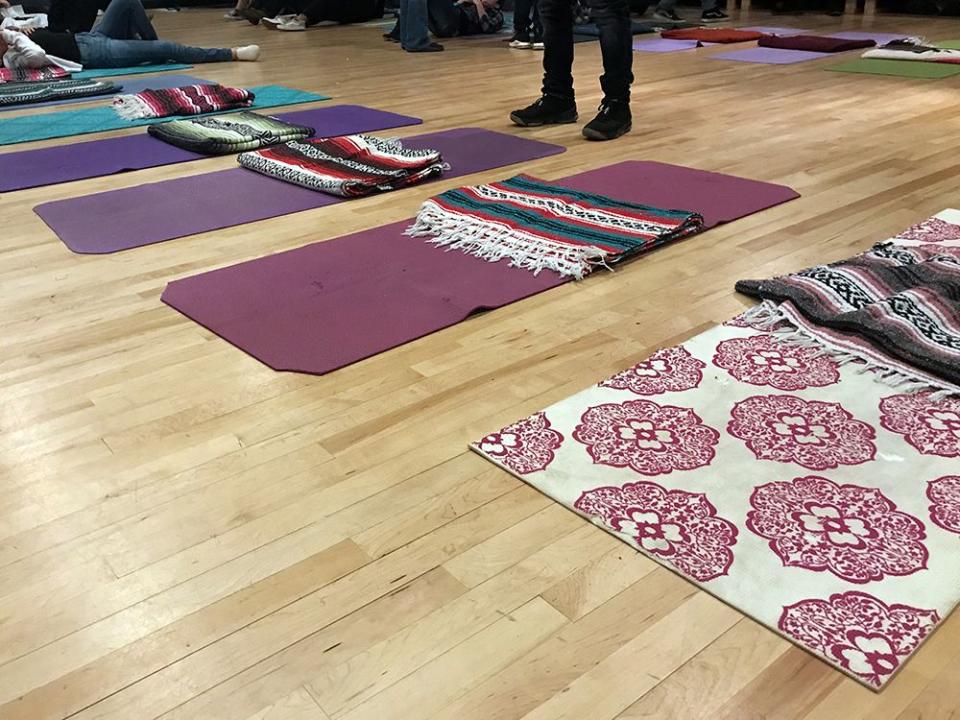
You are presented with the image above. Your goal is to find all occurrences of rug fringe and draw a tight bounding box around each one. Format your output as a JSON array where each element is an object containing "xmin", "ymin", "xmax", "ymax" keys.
[
  {"xmin": 750, "ymin": 301, "xmax": 959, "ymax": 398},
  {"xmin": 406, "ymin": 201, "xmax": 610, "ymax": 280},
  {"xmin": 112, "ymin": 94, "xmax": 154, "ymax": 119}
]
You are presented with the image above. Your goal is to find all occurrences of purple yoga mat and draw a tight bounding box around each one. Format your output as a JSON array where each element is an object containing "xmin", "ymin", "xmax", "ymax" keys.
[
  {"xmin": 632, "ymin": 38, "xmax": 700, "ymax": 53},
  {"xmin": 0, "ymin": 73, "xmax": 206, "ymax": 113},
  {"xmin": 36, "ymin": 128, "xmax": 566, "ymax": 254},
  {"xmin": 162, "ymin": 161, "xmax": 800, "ymax": 375},
  {"xmin": 0, "ymin": 105, "xmax": 422, "ymax": 193},
  {"xmin": 710, "ymin": 47, "xmax": 829, "ymax": 64}
]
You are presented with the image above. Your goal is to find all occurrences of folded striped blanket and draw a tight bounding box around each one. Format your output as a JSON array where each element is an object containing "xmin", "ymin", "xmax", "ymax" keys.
[
  {"xmin": 863, "ymin": 37, "xmax": 960, "ymax": 65},
  {"xmin": 0, "ymin": 66, "xmax": 70, "ymax": 84},
  {"xmin": 113, "ymin": 83, "xmax": 254, "ymax": 120},
  {"xmin": 238, "ymin": 135, "xmax": 446, "ymax": 198},
  {"xmin": 737, "ymin": 236, "xmax": 960, "ymax": 394},
  {"xmin": 406, "ymin": 174, "xmax": 704, "ymax": 280},
  {"xmin": 0, "ymin": 78, "xmax": 117, "ymax": 107},
  {"xmin": 147, "ymin": 111, "xmax": 314, "ymax": 155}
]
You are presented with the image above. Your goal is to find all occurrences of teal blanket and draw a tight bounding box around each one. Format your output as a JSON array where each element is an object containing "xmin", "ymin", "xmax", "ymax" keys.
[
  {"xmin": 0, "ymin": 85, "xmax": 330, "ymax": 145},
  {"xmin": 74, "ymin": 64, "xmax": 192, "ymax": 79}
]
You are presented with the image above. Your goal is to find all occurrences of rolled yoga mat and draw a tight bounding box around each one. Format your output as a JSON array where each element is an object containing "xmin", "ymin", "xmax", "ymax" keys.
[
  {"xmin": 161, "ymin": 161, "xmax": 800, "ymax": 375},
  {"xmin": 0, "ymin": 105, "xmax": 423, "ymax": 193},
  {"xmin": 0, "ymin": 85, "xmax": 329, "ymax": 146},
  {"xmin": 35, "ymin": 127, "xmax": 566, "ymax": 254},
  {"xmin": 74, "ymin": 63, "xmax": 192, "ymax": 79},
  {"xmin": 0, "ymin": 73, "xmax": 207, "ymax": 113}
]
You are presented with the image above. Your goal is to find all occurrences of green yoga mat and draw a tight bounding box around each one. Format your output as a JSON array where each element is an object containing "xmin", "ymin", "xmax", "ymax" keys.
[
  {"xmin": 0, "ymin": 85, "xmax": 329, "ymax": 146},
  {"xmin": 828, "ymin": 58, "xmax": 960, "ymax": 79},
  {"xmin": 74, "ymin": 63, "xmax": 192, "ymax": 79},
  {"xmin": 938, "ymin": 39, "xmax": 960, "ymax": 50}
]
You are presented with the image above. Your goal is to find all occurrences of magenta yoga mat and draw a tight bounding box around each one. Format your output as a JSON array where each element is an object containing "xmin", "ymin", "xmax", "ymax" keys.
[
  {"xmin": 1, "ymin": 105, "xmax": 422, "ymax": 193},
  {"xmin": 161, "ymin": 161, "xmax": 800, "ymax": 375},
  {"xmin": 35, "ymin": 127, "xmax": 566, "ymax": 254}
]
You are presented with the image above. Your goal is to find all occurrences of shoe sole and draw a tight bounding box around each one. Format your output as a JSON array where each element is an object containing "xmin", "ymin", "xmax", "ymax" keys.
[
  {"xmin": 509, "ymin": 42, "xmax": 533, "ymax": 48},
  {"xmin": 509, "ymin": 112, "xmax": 578, "ymax": 127},
  {"xmin": 582, "ymin": 121, "xmax": 632, "ymax": 141},
  {"xmin": 700, "ymin": 16, "xmax": 729, "ymax": 22},
  {"xmin": 652, "ymin": 14, "xmax": 682, "ymax": 21}
]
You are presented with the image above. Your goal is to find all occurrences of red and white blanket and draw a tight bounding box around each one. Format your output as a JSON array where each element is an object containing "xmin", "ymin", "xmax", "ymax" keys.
[{"xmin": 112, "ymin": 83, "xmax": 254, "ymax": 120}]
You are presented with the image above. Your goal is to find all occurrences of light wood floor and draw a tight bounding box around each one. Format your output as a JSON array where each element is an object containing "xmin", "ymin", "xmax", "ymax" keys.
[{"xmin": 3, "ymin": 7, "xmax": 960, "ymax": 719}]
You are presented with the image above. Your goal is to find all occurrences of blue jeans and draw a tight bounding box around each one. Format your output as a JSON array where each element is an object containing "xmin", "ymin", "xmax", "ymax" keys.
[
  {"xmin": 76, "ymin": 35, "xmax": 232, "ymax": 67},
  {"xmin": 398, "ymin": 0, "xmax": 431, "ymax": 50},
  {"xmin": 91, "ymin": 0, "xmax": 158, "ymax": 40}
]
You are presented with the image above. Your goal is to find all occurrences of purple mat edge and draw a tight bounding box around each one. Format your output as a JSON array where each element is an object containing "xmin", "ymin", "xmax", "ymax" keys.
[{"xmin": 161, "ymin": 161, "xmax": 801, "ymax": 375}]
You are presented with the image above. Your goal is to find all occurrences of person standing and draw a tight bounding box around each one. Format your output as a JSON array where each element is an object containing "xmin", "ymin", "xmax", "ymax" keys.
[
  {"xmin": 510, "ymin": 0, "xmax": 632, "ymax": 141},
  {"xmin": 653, "ymin": 0, "xmax": 728, "ymax": 23},
  {"xmin": 509, "ymin": 0, "xmax": 542, "ymax": 49}
]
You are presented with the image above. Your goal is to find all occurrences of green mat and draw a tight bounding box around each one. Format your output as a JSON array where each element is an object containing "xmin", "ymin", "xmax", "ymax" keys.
[
  {"xmin": 74, "ymin": 64, "xmax": 192, "ymax": 80},
  {"xmin": 938, "ymin": 39, "xmax": 960, "ymax": 50},
  {"xmin": 827, "ymin": 57, "xmax": 960, "ymax": 78},
  {"xmin": 0, "ymin": 85, "xmax": 329, "ymax": 146}
]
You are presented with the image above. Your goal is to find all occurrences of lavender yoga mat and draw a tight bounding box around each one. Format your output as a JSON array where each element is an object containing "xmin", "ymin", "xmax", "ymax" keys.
[
  {"xmin": 36, "ymin": 128, "xmax": 566, "ymax": 254},
  {"xmin": 710, "ymin": 47, "xmax": 829, "ymax": 64},
  {"xmin": 632, "ymin": 38, "xmax": 700, "ymax": 53},
  {"xmin": 0, "ymin": 105, "xmax": 422, "ymax": 193},
  {"xmin": 0, "ymin": 73, "xmax": 206, "ymax": 113},
  {"xmin": 162, "ymin": 161, "xmax": 800, "ymax": 375}
]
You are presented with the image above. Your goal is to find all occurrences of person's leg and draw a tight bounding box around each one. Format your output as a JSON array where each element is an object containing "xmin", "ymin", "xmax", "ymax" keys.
[
  {"xmin": 76, "ymin": 34, "xmax": 233, "ymax": 67},
  {"xmin": 539, "ymin": 0, "xmax": 575, "ymax": 101},
  {"xmin": 427, "ymin": 0, "xmax": 458, "ymax": 37},
  {"xmin": 93, "ymin": 0, "xmax": 158, "ymax": 40},
  {"xmin": 399, "ymin": 0, "xmax": 440, "ymax": 50},
  {"xmin": 513, "ymin": 0, "xmax": 532, "ymax": 35},
  {"xmin": 582, "ymin": 0, "xmax": 632, "ymax": 140}
]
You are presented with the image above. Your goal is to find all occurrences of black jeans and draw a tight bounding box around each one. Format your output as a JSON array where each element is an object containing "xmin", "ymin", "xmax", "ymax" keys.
[
  {"xmin": 513, "ymin": 0, "xmax": 541, "ymax": 37},
  {"xmin": 539, "ymin": 0, "xmax": 633, "ymax": 103}
]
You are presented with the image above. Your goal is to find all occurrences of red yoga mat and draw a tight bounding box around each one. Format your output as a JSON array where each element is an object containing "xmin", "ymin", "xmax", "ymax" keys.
[{"xmin": 162, "ymin": 162, "xmax": 799, "ymax": 375}]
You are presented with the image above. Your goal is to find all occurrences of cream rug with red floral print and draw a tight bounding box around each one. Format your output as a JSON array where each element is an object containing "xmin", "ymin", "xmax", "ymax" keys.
[{"xmin": 471, "ymin": 314, "xmax": 960, "ymax": 690}]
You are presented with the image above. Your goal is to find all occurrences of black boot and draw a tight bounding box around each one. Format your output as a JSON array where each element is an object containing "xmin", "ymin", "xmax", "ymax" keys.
[
  {"xmin": 582, "ymin": 100, "xmax": 631, "ymax": 141},
  {"xmin": 510, "ymin": 95, "xmax": 578, "ymax": 127}
]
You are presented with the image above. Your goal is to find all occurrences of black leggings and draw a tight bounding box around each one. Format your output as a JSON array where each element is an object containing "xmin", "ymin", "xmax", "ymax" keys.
[
  {"xmin": 299, "ymin": 0, "xmax": 383, "ymax": 23},
  {"xmin": 513, "ymin": 0, "xmax": 541, "ymax": 36}
]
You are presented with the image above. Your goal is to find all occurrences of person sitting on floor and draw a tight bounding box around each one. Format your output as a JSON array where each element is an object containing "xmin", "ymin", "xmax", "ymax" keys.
[
  {"xmin": 1, "ymin": 0, "xmax": 260, "ymax": 68},
  {"xmin": 385, "ymin": 0, "xmax": 501, "ymax": 43},
  {"xmin": 262, "ymin": 0, "xmax": 384, "ymax": 32}
]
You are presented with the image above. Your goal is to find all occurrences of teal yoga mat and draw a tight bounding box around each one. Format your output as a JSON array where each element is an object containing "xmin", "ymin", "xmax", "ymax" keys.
[
  {"xmin": 0, "ymin": 85, "xmax": 329, "ymax": 145},
  {"xmin": 74, "ymin": 63, "xmax": 192, "ymax": 79}
]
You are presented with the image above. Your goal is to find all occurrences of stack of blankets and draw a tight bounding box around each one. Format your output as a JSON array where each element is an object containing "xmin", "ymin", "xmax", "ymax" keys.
[
  {"xmin": 113, "ymin": 83, "xmax": 254, "ymax": 120},
  {"xmin": 407, "ymin": 175, "xmax": 704, "ymax": 280},
  {"xmin": 148, "ymin": 112, "xmax": 314, "ymax": 154},
  {"xmin": 863, "ymin": 37, "xmax": 960, "ymax": 64},
  {"xmin": 0, "ymin": 78, "xmax": 118, "ymax": 107},
  {"xmin": 239, "ymin": 134, "xmax": 446, "ymax": 198}
]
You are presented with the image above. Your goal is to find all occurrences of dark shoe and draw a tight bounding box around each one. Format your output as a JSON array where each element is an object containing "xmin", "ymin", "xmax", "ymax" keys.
[
  {"xmin": 240, "ymin": 6, "xmax": 265, "ymax": 24},
  {"xmin": 510, "ymin": 95, "xmax": 577, "ymax": 127},
  {"xmin": 701, "ymin": 8, "xmax": 730, "ymax": 22},
  {"xmin": 582, "ymin": 101, "xmax": 631, "ymax": 141},
  {"xmin": 405, "ymin": 42, "xmax": 444, "ymax": 52},
  {"xmin": 652, "ymin": 9, "xmax": 683, "ymax": 21}
]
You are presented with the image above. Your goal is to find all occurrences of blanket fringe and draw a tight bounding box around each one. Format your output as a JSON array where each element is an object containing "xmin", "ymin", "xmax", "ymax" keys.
[
  {"xmin": 748, "ymin": 301, "xmax": 959, "ymax": 399},
  {"xmin": 406, "ymin": 202, "xmax": 611, "ymax": 280},
  {"xmin": 112, "ymin": 94, "xmax": 155, "ymax": 120}
]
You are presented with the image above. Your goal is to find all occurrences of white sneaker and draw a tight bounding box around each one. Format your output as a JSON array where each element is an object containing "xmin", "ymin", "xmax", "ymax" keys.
[
  {"xmin": 224, "ymin": 9, "xmax": 245, "ymax": 20},
  {"xmin": 532, "ymin": 41, "xmax": 544, "ymax": 49},
  {"xmin": 509, "ymin": 38, "xmax": 532, "ymax": 48},
  {"xmin": 277, "ymin": 16, "xmax": 306, "ymax": 31},
  {"xmin": 235, "ymin": 44, "xmax": 261, "ymax": 61}
]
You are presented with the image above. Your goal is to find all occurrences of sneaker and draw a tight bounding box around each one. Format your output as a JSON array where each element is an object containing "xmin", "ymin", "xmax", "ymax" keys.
[
  {"xmin": 276, "ymin": 16, "xmax": 306, "ymax": 30},
  {"xmin": 261, "ymin": 14, "xmax": 297, "ymax": 29},
  {"xmin": 652, "ymin": 9, "xmax": 683, "ymax": 21},
  {"xmin": 510, "ymin": 95, "xmax": 577, "ymax": 127},
  {"xmin": 700, "ymin": 8, "xmax": 730, "ymax": 22},
  {"xmin": 405, "ymin": 42, "xmax": 444, "ymax": 52},
  {"xmin": 234, "ymin": 44, "xmax": 261, "ymax": 61},
  {"xmin": 532, "ymin": 41, "xmax": 544, "ymax": 50},
  {"xmin": 582, "ymin": 100, "xmax": 631, "ymax": 141},
  {"xmin": 224, "ymin": 9, "xmax": 246, "ymax": 20},
  {"xmin": 508, "ymin": 32, "xmax": 532, "ymax": 48}
]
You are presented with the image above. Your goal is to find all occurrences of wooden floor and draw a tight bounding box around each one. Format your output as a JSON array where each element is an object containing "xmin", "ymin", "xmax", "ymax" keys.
[{"xmin": 3, "ymin": 7, "xmax": 960, "ymax": 719}]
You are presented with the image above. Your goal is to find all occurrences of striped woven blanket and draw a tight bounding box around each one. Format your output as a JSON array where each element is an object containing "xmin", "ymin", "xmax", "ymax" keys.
[
  {"xmin": 0, "ymin": 78, "xmax": 118, "ymax": 107},
  {"xmin": 238, "ymin": 135, "xmax": 445, "ymax": 198},
  {"xmin": 0, "ymin": 66, "xmax": 70, "ymax": 84},
  {"xmin": 112, "ymin": 84, "xmax": 254, "ymax": 120},
  {"xmin": 737, "ymin": 230, "xmax": 960, "ymax": 394},
  {"xmin": 406, "ymin": 174, "xmax": 704, "ymax": 280},
  {"xmin": 863, "ymin": 38, "xmax": 960, "ymax": 65},
  {"xmin": 147, "ymin": 111, "xmax": 314, "ymax": 155}
]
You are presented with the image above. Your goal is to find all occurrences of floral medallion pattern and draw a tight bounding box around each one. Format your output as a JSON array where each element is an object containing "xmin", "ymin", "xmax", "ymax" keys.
[
  {"xmin": 779, "ymin": 591, "xmax": 940, "ymax": 687},
  {"xmin": 574, "ymin": 480, "xmax": 738, "ymax": 581},
  {"xmin": 475, "ymin": 412, "xmax": 564, "ymax": 475},
  {"xmin": 574, "ymin": 399, "xmax": 719, "ymax": 475},
  {"xmin": 599, "ymin": 345, "xmax": 705, "ymax": 396},
  {"xmin": 747, "ymin": 476, "xmax": 928, "ymax": 583},
  {"xmin": 713, "ymin": 334, "xmax": 841, "ymax": 391},
  {"xmin": 880, "ymin": 392, "xmax": 960, "ymax": 458},
  {"xmin": 728, "ymin": 395, "xmax": 877, "ymax": 469},
  {"xmin": 927, "ymin": 476, "xmax": 960, "ymax": 536}
]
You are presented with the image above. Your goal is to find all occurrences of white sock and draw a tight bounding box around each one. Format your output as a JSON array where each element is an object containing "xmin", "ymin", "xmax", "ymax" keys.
[{"xmin": 234, "ymin": 44, "xmax": 261, "ymax": 61}]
